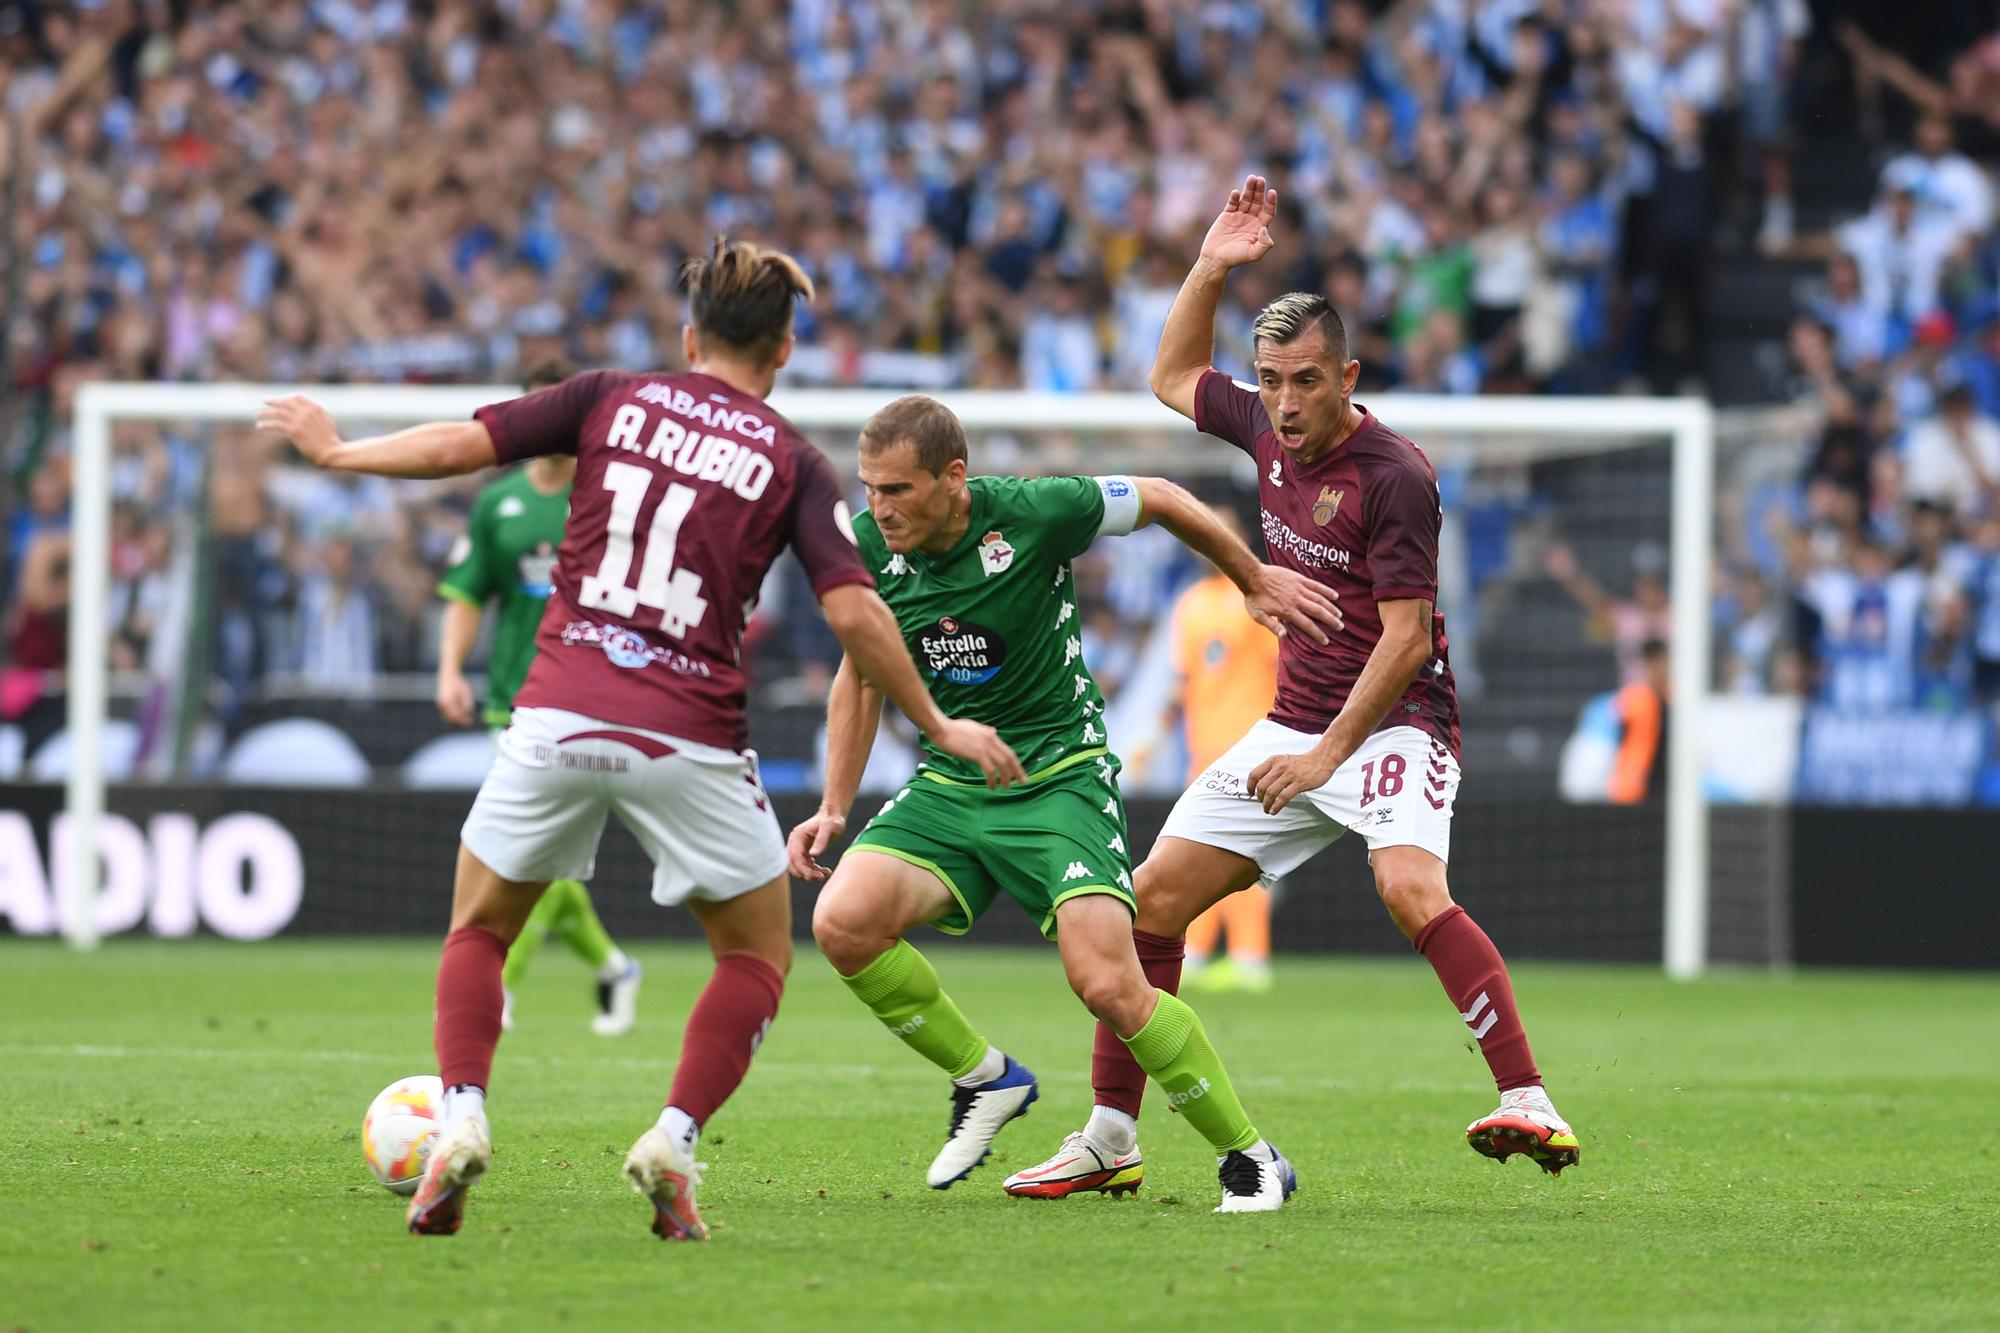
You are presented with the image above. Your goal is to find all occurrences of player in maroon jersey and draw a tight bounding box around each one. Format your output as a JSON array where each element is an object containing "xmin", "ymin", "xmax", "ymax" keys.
[
  {"xmin": 1007, "ymin": 177, "xmax": 1578, "ymax": 1202},
  {"xmin": 258, "ymin": 239, "xmax": 1022, "ymax": 1241}
]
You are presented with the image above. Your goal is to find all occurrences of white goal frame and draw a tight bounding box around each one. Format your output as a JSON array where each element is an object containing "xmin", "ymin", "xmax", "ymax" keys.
[{"xmin": 64, "ymin": 381, "xmax": 1714, "ymax": 975}]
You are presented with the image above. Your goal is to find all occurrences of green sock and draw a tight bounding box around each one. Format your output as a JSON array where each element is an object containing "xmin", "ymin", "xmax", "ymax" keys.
[
  {"xmin": 1122, "ymin": 991, "xmax": 1259, "ymax": 1154},
  {"xmin": 501, "ymin": 885, "xmax": 564, "ymax": 990},
  {"xmin": 839, "ymin": 940, "xmax": 989, "ymax": 1080},
  {"xmin": 545, "ymin": 879, "xmax": 616, "ymax": 972}
]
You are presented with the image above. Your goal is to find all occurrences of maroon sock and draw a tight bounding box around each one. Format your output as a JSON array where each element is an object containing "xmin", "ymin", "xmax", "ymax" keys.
[
  {"xmin": 1090, "ymin": 928, "xmax": 1185, "ymax": 1118},
  {"xmin": 667, "ymin": 953, "xmax": 785, "ymax": 1127},
  {"xmin": 435, "ymin": 926, "xmax": 508, "ymax": 1092},
  {"xmin": 1413, "ymin": 905, "xmax": 1541, "ymax": 1092}
]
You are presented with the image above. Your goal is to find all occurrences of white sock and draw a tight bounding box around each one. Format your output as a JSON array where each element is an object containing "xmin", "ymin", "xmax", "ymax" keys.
[
  {"xmin": 443, "ymin": 1084, "xmax": 487, "ymax": 1129},
  {"xmin": 952, "ymin": 1045, "xmax": 1006, "ymax": 1089},
  {"xmin": 598, "ymin": 948, "xmax": 631, "ymax": 982},
  {"xmin": 656, "ymin": 1105, "xmax": 699, "ymax": 1153},
  {"xmin": 1085, "ymin": 1104, "xmax": 1138, "ymax": 1155}
]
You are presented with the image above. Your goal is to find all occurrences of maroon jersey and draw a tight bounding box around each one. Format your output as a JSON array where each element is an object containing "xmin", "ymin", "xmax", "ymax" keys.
[
  {"xmin": 475, "ymin": 370, "xmax": 874, "ymax": 749},
  {"xmin": 1194, "ymin": 370, "xmax": 1460, "ymax": 756}
]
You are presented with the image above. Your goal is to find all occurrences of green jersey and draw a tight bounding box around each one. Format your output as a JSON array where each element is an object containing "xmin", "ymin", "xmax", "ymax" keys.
[
  {"xmin": 438, "ymin": 467, "xmax": 571, "ymax": 726},
  {"xmin": 853, "ymin": 474, "xmax": 1143, "ymax": 784}
]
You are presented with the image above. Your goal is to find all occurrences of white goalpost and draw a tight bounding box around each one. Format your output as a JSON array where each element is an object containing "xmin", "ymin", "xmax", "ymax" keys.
[{"xmin": 63, "ymin": 381, "xmax": 1713, "ymax": 975}]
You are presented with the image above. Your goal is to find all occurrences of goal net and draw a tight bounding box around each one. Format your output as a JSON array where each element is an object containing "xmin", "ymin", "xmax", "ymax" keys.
[{"xmin": 28, "ymin": 382, "xmax": 1728, "ymax": 974}]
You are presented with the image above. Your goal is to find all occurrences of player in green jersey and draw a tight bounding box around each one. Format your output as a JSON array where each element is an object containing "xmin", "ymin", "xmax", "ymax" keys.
[
  {"xmin": 788, "ymin": 395, "xmax": 1341, "ymax": 1212},
  {"xmin": 435, "ymin": 361, "xmax": 641, "ymax": 1037}
]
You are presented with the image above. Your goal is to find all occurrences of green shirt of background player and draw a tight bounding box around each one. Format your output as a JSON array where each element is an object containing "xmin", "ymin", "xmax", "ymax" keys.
[
  {"xmin": 434, "ymin": 364, "xmax": 639, "ymax": 1037},
  {"xmin": 786, "ymin": 393, "xmax": 1341, "ymax": 1211}
]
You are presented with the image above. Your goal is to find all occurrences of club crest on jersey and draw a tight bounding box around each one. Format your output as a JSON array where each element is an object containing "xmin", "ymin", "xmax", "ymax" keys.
[
  {"xmin": 1313, "ymin": 486, "xmax": 1344, "ymax": 526},
  {"xmin": 978, "ymin": 530, "xmax": 1014, "ymax": 576}
]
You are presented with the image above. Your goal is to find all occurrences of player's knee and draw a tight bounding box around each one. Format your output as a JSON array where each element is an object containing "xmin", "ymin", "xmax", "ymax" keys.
[
  {"xmin": 1375, "ymin": 870, "xmax": 1450, "ymax": 936},
  {"xmin": 1066, "ymin": 963, "xmax": 1149, "ymax": 1032},
  {"xmin": 1130, "ymin": 861, "xmax": 1193, "ymax": 937},
  {"xmin": 810, "ymin": 894, "xmax": 883, "ymax": 974}
]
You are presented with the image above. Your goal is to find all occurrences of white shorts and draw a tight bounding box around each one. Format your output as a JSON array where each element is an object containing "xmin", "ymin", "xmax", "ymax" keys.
[
  {"xmin": 1159, "ymin": 721, "xmax": 1461, "ymax": 878},
  {"xmin": 460, "ymin": 707, "xmax": 787, "ymax": 906}
]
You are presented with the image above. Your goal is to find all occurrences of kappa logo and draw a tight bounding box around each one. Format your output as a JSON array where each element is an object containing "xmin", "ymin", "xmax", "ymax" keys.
[
  {"xmin": 1313, "ymin": 485, "xmax": 1344, "ymax": 526},
  {"xmin": 1062, "ymin": 861, "xmax": 1092, "ymax": 881},
  {"xmin": 979, "ymin": 530, "xmax": 1015, "ymax": 576},
  {"xmin": 885, "ymin": 553, "xmax": 910, "ymax": 577}
]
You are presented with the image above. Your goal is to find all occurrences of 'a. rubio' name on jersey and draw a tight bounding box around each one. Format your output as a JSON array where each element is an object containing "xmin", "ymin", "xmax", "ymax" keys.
[{"xmin": 599, "ymin": 391, "xmax": 778, "ymax": 503}]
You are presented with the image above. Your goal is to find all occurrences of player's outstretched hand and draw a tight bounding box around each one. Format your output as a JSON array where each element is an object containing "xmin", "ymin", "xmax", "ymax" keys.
[
  {"xmin": 1199, "ymin": 174, "xmax": 1278, "ymax": 270},
  {"xmin": 930, "ymin": 718, "xmax": 1026, "ymax": 789},
  {"xmin": 1246, "ymin": 566, "xmax": 1342, "ymax": 644},
  {"xmin": 1248, "ymin": 746, "xmax": 1339, "ymax": 815},
  {"xmin": 436, "ymin": 671, "xmax": 476, "ymax": 728},
  {"xmin": 787, "ymin": 811, "xmax": 848, "ymax": 882},
  {"xmin": 256, "ymin": 395, "xmax": 340, "ymax": 465}
]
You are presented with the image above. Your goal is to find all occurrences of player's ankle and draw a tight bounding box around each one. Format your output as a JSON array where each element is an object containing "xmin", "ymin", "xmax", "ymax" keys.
[
  {"xmin": 952, "ymin": 1046, "xmax": 1006, "ymax": 1088},
  {"xmin": 655, "ymin": 1105, "xmax": 700, "ymax": 1154},
  {"xmin": 443, "ymin": 1083, "xmax": 488, "ymax": 1130},
  {"xmin": 597, "ymin": 948, "xmax": 632, "ymax": 981},
  {"xmin": 1085, "ymin": 1104, "xmax": 1138, "ymax": 1155}
]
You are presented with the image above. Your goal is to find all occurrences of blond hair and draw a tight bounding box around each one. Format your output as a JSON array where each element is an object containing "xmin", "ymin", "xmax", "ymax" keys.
[{"xmin": 1251, "ymin": 292, "xmax": 1348, "ymax": 363}]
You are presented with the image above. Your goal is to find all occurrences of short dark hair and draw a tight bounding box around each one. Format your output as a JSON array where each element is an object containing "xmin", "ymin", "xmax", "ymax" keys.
[
  {"xmin": 681, "ymin": 236, "xmax": 816, "ymax": 363},
  {"xmin": 522, "ymin": 357, "xmax": 575, "ymax": 391},
  {"xmin": 859, "ymin": 394, "xmax": 968, "ymax": 475},
  {"xmin": 1253, "ymin": 292, "xmax": 1349, "ymax": 365}
]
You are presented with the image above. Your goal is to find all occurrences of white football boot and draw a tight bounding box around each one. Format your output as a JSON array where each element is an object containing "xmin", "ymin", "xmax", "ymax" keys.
[
  {"xmin": 928, "ymin": 1055, "xmax": 1038, "ymax": 1189},
  {"xmin": 591, "ymin": 957, "xmax": 642, "ymax": 1037},
  {"xmin": 405, "ymin": 1115, "xmax": 492, "ymax": 1236},
  {"xmin": 1466, "ymin": 1085, "xmax": 1580, "ymax": 1175},
  {"xmin": 1003, "ymin": 1131, "xmax": 1143, "ymax": 1199},
  {"xmin": 624, "ymin": 1126, "xmax": 708, "ymax": 1240},
  {"xmin": 1214, "ymin": 1141, "xmax": 1297, "ymax": 1214}
]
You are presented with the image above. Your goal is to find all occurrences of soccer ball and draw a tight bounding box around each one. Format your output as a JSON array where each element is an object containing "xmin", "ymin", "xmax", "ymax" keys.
[{"xmin": 361, "ymin": 1075, "xmax": 442, "ymax": 1196}]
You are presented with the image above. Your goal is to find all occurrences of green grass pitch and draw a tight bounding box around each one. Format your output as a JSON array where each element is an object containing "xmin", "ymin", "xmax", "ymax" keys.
[{"xmin": 3, "ymin": 940, "xmax": 1995, "ymax": 1331}]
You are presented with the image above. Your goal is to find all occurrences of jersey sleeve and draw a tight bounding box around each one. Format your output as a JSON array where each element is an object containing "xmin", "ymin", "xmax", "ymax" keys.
[
  {"xmin": 1017, "ymin": 475, "xmax": 1112, "ymax": 563},
  {"xmin": 437, "ymin": 493, "xmax": 495, "ymax": 606},
  {"xmin": 1192, "ymin": 369, "xmax": 1268, "ymax": 455},
  {"xmin": 1365, "ymin": 456, "xmax": 1442, "ymax": 603},
  {"xmin": 475, "ymin": 369, "xmax": 621, "ymax": 464},
  {"xmin": 788, "ymin": 443, "xmax": 876, "ymax": 597}
]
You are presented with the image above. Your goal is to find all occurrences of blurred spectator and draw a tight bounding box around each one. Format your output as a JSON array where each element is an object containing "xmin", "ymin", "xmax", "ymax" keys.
[
  {"xmin": 297, "ymin": 535, "xmax": 378, "ymax": 695},
  {"xmin": 1799, "ymin": 534, "xmax": 1923, "ymax": 709},
  {"xmin": 1544, "ymin": 540, "xmax": 1674, "ymax": 685},
  {"xmin": 1902, "ymin": 382, "xmax": 2000, "ymax": 519}
]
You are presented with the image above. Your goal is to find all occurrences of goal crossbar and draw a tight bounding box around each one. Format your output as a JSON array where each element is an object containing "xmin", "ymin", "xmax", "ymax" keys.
[{"xmin": 64, "ymin": 382, "xmax": 1713, "ymax": 976}]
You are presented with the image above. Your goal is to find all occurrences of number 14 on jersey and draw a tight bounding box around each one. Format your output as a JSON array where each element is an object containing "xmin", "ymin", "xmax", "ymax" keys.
[{"xmin": 578, "ymin": 460, "xmax": 711, "ymax": 638}]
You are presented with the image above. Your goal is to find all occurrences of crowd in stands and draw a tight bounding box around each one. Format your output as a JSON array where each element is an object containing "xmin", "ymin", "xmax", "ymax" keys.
[
  {"xmin": 4, "ymin": 0, "xmax": 2000, "ymax": 764},
  {"xmin": 1725, "ymin": 19, "xmax": 2000, "ymax": 716}
]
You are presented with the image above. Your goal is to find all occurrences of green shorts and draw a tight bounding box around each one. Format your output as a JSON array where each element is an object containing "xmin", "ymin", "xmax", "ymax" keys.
[{"xmin": 849, "ymin": 751, "xmax": 1136, "ymax": 939}]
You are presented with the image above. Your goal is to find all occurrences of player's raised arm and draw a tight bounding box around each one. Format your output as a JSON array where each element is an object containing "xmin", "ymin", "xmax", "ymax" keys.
[
  {"xmin": 257, "ymin": 396, "xmax": 498, "ymax": 478},
  {"xmin": 788, "ymin": 655, "xmax": 884, "ymax": 881},
  {"xmin": 819, "ymin": 583, "xmax": 1025, "ymax": 790},
  {"xmin": 1149, "ymin": 174, "xmax": 1279, "ymax": 420},
  {"xmin": 1123, "ymin": 476, "xmax": 1342, "ymax": 644}
]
